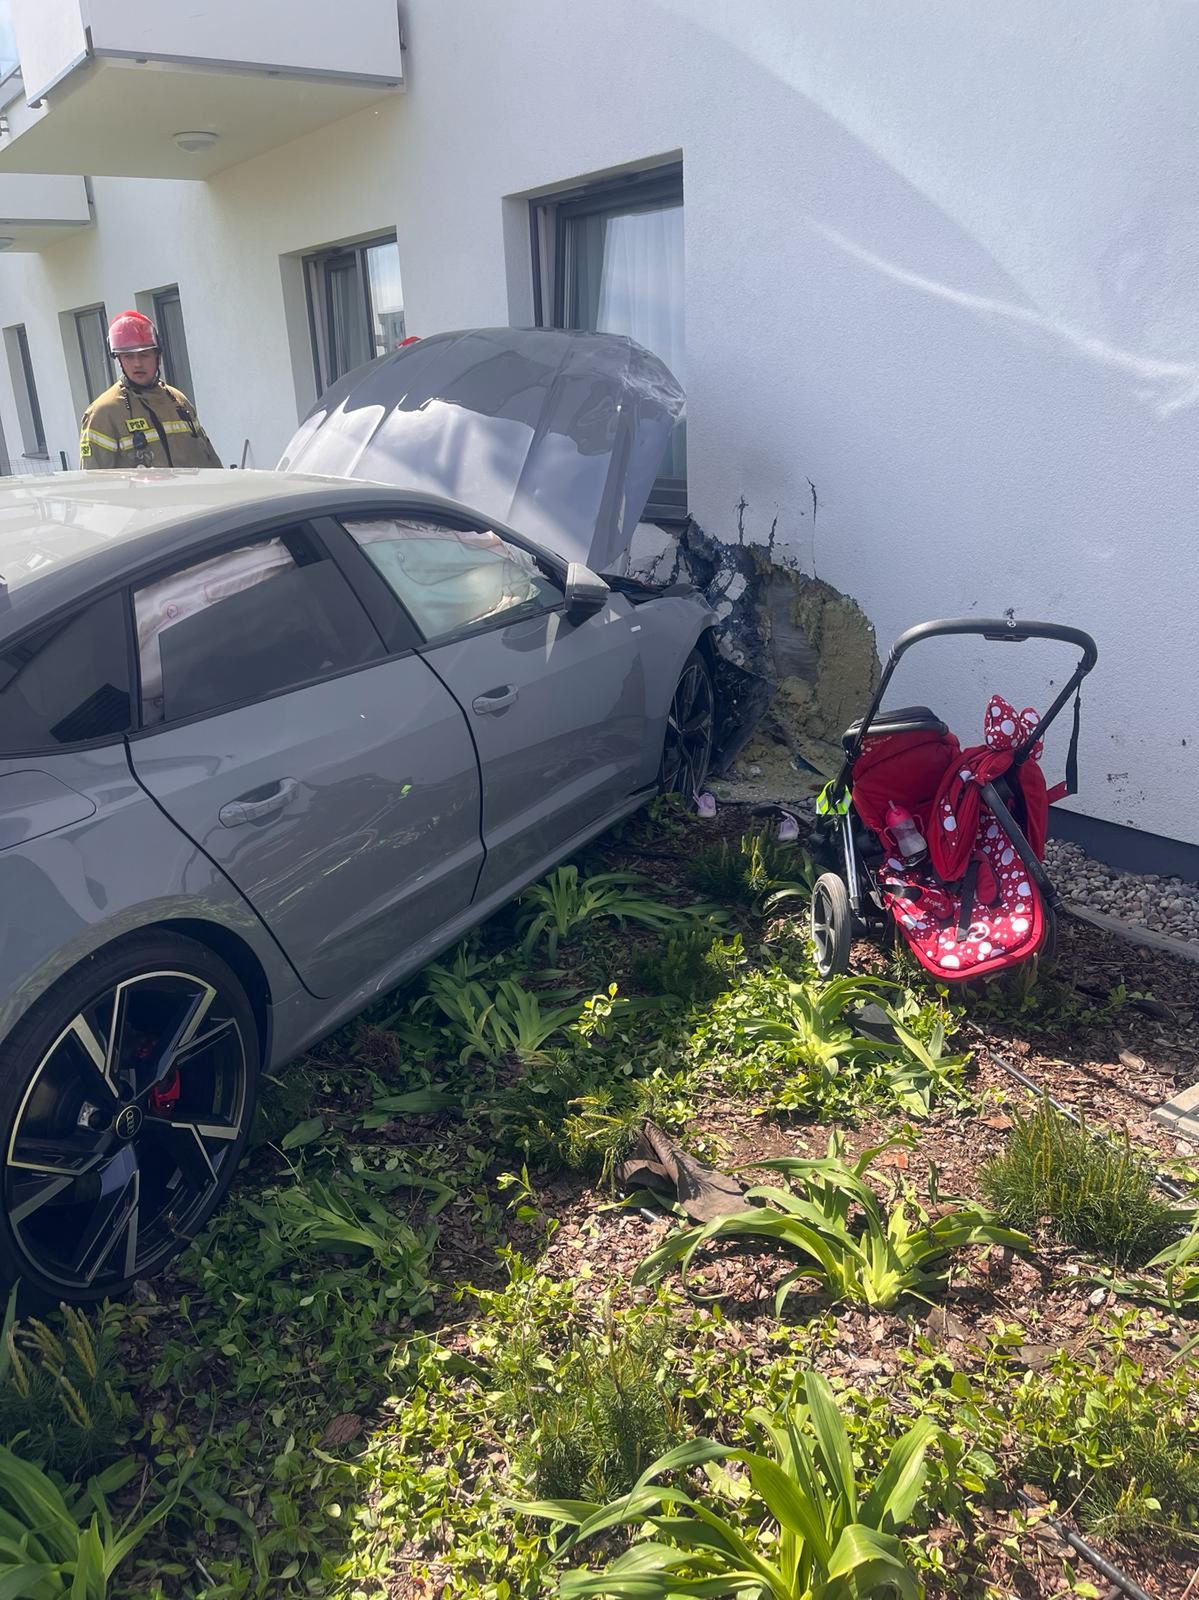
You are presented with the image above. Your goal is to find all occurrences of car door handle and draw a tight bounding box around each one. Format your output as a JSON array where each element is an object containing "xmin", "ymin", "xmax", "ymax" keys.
[
  {"xmin": 472, "ymin": 686, "xmax": 519, "ymax": 714},
  {"xmin": 218, "ymin": 778, "xmax": 299, "ymax": 828}
]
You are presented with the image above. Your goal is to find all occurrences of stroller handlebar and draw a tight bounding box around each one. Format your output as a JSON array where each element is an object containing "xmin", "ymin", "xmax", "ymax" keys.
[{"xmin": 889, "ymin": 617, "xmax": 1098, "ymax": 674}]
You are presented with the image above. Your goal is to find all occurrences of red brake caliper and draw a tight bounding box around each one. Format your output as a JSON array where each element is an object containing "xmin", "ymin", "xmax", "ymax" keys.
[{"xmin": 148, "ymin": 1067, "xmax": 182, "ymax": 1115}]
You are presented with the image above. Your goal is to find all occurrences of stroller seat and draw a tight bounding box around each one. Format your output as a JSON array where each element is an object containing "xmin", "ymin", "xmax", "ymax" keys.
[{"xmin": 843, "ymin": 706, "xmax": 948, "ymax": 750}]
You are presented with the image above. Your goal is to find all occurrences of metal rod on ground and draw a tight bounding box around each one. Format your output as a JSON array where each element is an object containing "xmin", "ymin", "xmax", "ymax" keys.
[
  {"xmin": 970, "ymin": 1034, "xmax": 1190, "ymax": 1202},
  {"xmin": 1013, "ymin": 1490, "xmax": 1157, "ymax": 1600}
]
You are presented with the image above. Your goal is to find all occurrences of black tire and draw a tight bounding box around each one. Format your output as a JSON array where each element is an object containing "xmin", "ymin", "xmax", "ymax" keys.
[
  {"xmin": 0, "ymin": 932, "xmax": 259, "ymax": 1305},
  {"xmin": 811, "ymin": 873, "xmax": 852, "ymax": 978},
  {"xmin": 659, "ymin": 648, "xmax": 715, "ymax": 797}
]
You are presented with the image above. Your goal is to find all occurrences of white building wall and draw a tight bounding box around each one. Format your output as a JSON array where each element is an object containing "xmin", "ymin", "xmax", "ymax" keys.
[{"xmin": 0, "ymin": 0, "xmax": 1196, "ymax": 844}]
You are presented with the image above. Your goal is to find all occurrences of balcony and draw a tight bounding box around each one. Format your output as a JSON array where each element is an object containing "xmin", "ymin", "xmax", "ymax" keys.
[
  {"xmin": 0, "ymin": 169, "xmax": 90, "ymax": 248},
  {"xmin": 0, "ymin": 0, "xmax": 403, "ymax": 180}
]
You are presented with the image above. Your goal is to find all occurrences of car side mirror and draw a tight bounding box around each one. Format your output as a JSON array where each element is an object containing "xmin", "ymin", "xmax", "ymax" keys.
[{"xmin": 564, "ymin": 562, "xmax": 609, "ymax": 621}]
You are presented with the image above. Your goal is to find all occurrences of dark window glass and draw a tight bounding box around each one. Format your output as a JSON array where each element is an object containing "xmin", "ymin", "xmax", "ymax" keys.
[
  {"xmin": 304, "ymin": 236, "xmax": 405, "ymax": 392},
  {"xmin": 135, "ymin": 530, "xmax": 383, "ymax": 725},
  {"xmin": 153, "ymin": 287, "xmax": 195, "ymax": 401},
  {"xmin": 15, "ymin": 327, "xmax": 46, "ymax": 455},
  {"xmin": 74, "ymin": 306, "xmax": 113, "ymax": 403},
  {"xmin": 0, "ymin": 592, "xmax": 132, "ymax": 753},
  {"xmin": 532, "ymin": 165, "xmax": 686, "ymax": 520},
  {"xmin": 344, "ymin": 518, "xmax": 560, "ymax": 641}
]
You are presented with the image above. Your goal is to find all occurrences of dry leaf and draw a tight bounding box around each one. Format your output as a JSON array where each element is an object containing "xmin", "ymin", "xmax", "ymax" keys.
[{"xmin": 320, "ymin": 1413, "xmax": 363, "ymax": 1448}]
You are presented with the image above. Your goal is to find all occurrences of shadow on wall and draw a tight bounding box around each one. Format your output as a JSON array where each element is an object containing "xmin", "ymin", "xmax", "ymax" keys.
[{"xmin": 640, "ymin": 0, "xmax": 1199, "ymax": 844}]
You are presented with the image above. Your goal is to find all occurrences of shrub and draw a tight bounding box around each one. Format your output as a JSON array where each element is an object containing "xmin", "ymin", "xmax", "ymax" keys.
[
  {"xmin": 980, "ymin": 1098, "xmax": 1183, "ymax": 1264},
  {"xmin": 632, "ymin": 929, "xmax": 743, "ymax": 1003},
  {"xmin": 504, "ymin": 1310, "xmax": 685, "ymax": 1503},
  {"xmin": 0, "ymin": 1295, "xmax": 133, "ymax": 1478},
  {"xmin": 688, "ymin": 830, "xmax": 814, "ymax": 908},
  {"xmin": 1013, "ymin": 1348, "xmax": 1199, "ymax": 1541},
  {"xmin": 515, "ymin": 1370, "xmax": 934, "ymax": 1599}
]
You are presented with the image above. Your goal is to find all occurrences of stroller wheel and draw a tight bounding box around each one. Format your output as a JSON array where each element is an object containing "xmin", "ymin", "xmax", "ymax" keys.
[{"xmin": 811, "ymin": 873, "xmax": 852, "ymax": 978}]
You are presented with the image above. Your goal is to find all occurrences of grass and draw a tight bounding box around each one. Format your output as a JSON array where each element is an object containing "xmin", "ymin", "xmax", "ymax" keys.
[
  {"xmin": 1, "ymin": 815, "xmax": 1193, "ymax": 1598},
  {"xmin": 980, "ymin": 1097, "xmax": 1184, "ymax": 1264}
]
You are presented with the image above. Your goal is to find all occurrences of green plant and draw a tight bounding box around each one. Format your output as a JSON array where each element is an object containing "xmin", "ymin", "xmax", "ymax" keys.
[
  {"xmin": 502, "ymin": 1309, "xmax": 685, "ymax": 1502},
  {"xmin": 515, "ymin": 1370, "xmax": 933, "ymax": 1599},
  {"xmin": 980, "ymin": 1097, "xmax": 1184, "ymax": 1263},
  {"xmin": 1012, "ymin": 1348, "xmax": 1199, "ymax": 1541},
  {"xmin": 423, "ymin": 974, "xmax": 584, "ymax": 1063},
  {"xmin": 689, "ymin": 830, "xmax": 815, "ymax": 909},
  {"xmin": 635, "ymin": 1137, "xmax": 1027, "ymax": 1311},
  {"xmin": 1097, "ymin": 1221, "xmax": 1199, "ymax": 1308},
  {"xmin": 0, "ymin": 1447, "xmax": 187, "ymax": 1597},
  {"xmin": 520, "ymin": 866, "xmax": 706, "ymax": 959},
  {"xmin": 0, "ymin": 1297, "xmax": 132, "ymax": 1479},
  {"xmin": 633, "ymin": 929, "xmax": 744, "ymax": 1004},
  {"xmin": 243, "ymin": 1169, "xmax": 442, "ymax": 1309}
]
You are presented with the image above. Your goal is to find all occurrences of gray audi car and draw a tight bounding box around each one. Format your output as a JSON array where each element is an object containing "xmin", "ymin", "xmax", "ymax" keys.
[{"xmin": 0, "ymin": 329, "xmax": 716, "ymax": 1302}]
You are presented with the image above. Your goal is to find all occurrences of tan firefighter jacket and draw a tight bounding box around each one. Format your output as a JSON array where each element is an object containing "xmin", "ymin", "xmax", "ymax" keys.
[{"xmin": 79, "ymin": 377, "xmax": 222, "ymax": 470}]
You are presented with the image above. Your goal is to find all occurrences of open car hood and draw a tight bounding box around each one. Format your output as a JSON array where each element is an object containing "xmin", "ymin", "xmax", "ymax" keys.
[{"xmin": 277, "ymin": 327, "xmax": 684, "ymax": 573}]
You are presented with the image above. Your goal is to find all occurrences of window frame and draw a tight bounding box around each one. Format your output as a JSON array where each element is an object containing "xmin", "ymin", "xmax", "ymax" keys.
[
  {"xmin": 0, "ymin": 587, "xmax": 137, "ymax": 757},
  {"xmin": 73, "ymin": 304, "xmax": 114, "ymax": 404},
  {"xmin": 530, "ymin": 162, "xmax": 686, "ymax": 523},
  {"xmin": 12, "ymin": 325, "xmax": 47, "ymax": 458},
  {"xmin": 303, "ymin": 234, "xmax": 404, "ymax": 397},
  {"xmin": 152, "ymin": 285, "xmax": 193, "ymax": 399},
  {"xmin": 126, "ymin": 519, "xmax": 391, "ymax": 736}
]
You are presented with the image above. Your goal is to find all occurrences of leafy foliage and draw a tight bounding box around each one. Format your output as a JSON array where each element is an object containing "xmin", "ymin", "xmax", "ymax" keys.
[
  {"xmin": 0, "ymin": 1295, "xmax": 132, "ymax": 1479},
  {"xmin": 635, "ymin": 1137, "xmax": 1027, "ymax": 1311},
  {"xmin": 520, "ymin": 866, "xmax": 707, "ymax": 959},
  {"xmin": 980, "ymin": 1097, "xmax": 1184, "ymax": 1263},
  {"xmin": 689, "ymin": 829, "xmax": 817, "ymax": 910},
  {"xmin": 633, "ymin": 928, "xmax": 744, "ymax": 1004},
  {"xmin": 515, "ymin": 1370, "xmax": 933, "ymax": 1599},
  {"xmin": 0, "ymin": 1447, "xmax": 185, "ymax": 1598},
  {"xmin": 497, "ymin": 1305, "xmax": 685, "ymax": 1502},
  {"xmin": 1012, "ymin": 1347, "xmax": 1199, "ymax": 1541}
]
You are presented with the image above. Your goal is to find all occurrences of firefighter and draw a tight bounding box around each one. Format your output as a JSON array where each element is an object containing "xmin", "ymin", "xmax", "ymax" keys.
[{"xmin": 79, "ymin": 310, "xmax": 222, "ymax": 470}]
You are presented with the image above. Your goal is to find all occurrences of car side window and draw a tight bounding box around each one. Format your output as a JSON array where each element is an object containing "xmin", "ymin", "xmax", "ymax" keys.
[
  {"xmin": 0, "ymin": 591, "xmax": 132, "ymax": 754},
  {"xmin": 134, "ymin": 528, "xmax": 383, "ymax": 726},
  {"xmin": 343, "ymin": 518, "xmax": 561, "ymax": 642}
]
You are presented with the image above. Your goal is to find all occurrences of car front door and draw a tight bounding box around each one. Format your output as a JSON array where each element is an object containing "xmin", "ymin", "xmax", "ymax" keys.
[
  {"xmin": 125, "ymin": 522, "xmax": 483, "ymax": 999},
  {"xmin": 337, "ymin": 515, "xmax": 648, "ymax": 901}
]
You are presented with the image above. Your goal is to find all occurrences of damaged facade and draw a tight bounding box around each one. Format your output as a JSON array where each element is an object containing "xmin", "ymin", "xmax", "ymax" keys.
[{"xmin": 0, "ymin": 0, "xmax": 1196, "ymax": 870}]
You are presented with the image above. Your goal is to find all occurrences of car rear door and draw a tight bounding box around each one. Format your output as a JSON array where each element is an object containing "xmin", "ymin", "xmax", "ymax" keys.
[
  {"xmin": 335, "ymin": 514, "xmax": 648, "ymax": 901},
  {"xmin": 125, "ymin": 521, "xmax": 483, "ymax": 999}
]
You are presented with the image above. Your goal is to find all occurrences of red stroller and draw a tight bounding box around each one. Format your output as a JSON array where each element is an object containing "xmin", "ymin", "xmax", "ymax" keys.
[{"xmin": 809, "ymin": 618, "xmax": 1098, "ymax": 982}]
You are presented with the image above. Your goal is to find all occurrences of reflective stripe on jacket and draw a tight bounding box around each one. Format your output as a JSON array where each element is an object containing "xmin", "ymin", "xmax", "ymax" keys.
[{"xmin": 79, "ymin": 378, "xmax": 222, "ymax": 470}]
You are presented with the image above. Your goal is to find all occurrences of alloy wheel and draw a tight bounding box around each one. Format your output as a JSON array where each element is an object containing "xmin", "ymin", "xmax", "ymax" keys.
[
  {"xmin": 5, "ymin": 969, "xmax": 249, "ymax": 1295},
  {"xmin": 661, "ymin": 660, "xmax": 714, "ymax": 796}
]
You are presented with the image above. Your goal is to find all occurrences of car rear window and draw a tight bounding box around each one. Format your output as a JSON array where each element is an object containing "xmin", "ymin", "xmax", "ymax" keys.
[
  {"xmin": 134, "ymin": 529, "xmax": 383, "ymax": 725},
  {"xmin": 0, "ymin": 591, "xmax": 132, "ymax": 754}
]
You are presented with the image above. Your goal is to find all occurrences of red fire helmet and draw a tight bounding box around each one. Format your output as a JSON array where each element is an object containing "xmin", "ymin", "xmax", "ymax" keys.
[{"xmin": 108, "ymin": 310, "xmax": 160, "ymax": 356}]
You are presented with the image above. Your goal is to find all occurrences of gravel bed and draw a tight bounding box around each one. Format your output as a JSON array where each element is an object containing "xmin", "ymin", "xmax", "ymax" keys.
[{"xmin": 1045, "ymin": 838, "xmax": 1199, "ymax": 945}]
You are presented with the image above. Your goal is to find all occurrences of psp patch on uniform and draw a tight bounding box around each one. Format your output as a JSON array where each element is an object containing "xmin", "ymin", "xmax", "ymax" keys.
[
  {"xmin": 79, "ymin": 442, "xmax": 92, "ymax": 457},
  {"xmin": 126, "ymin": 417, "xmax": 152, "ymax": 433}
]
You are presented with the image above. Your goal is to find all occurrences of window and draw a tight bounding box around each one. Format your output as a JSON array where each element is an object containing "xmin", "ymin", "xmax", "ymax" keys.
[
  {"xmin": 304, "ymin": 236, "xmax": 405, "ymax": 394},
  {"xmin": 74, "ymin": 305, "xmax": 113, "ymax": 403},
  {"xmin": 2, "ymin": 324, "xmax": 47, "ymax": 457},
  {"xmin": 153, "ymin": 287, "xmax": 195, "ymax": 401},
  {"xmin": 0, "ymin": 592, "xmax": 132, "ymax": 753},
  {"xmin": 344, "ymin": 519, "xmax": 560, "ymax": 642},
  {"xmin": 134, "ymin": 528, "xmax": 383, "ymax": 725},
  {"xmin": 532, "ymin": 163, "xmax": 686, "ymax": 520}
]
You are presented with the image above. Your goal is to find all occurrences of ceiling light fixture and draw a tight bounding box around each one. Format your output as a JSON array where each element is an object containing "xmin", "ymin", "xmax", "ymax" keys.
[{"xmin": 173, "ymin": 130, "xmax": 219, "ymax": 153}]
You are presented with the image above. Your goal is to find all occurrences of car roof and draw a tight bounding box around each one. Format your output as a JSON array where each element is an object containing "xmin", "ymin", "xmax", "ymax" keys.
[{"xmin": 0, "ymin": 468, "xmax": 537, "ymax": 639}]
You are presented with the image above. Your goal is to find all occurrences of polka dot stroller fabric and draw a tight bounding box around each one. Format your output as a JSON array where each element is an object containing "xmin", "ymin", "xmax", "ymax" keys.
[{"xmin": 852, "ymin": 696, "xmax": 1052, "ymax": 980}]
